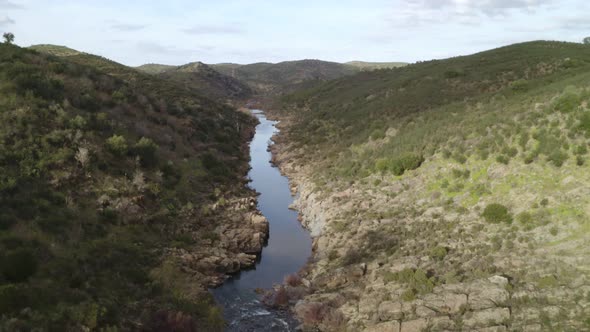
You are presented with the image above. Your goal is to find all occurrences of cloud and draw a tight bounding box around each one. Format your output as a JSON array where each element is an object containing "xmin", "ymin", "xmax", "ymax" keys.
[
  {"xmin": 407, "ymin": 0, "xmax": 553, "ymax": 16},
  {"xmin": 0, "ymin": 16, "xmax": 15, "ymax": 26},
  {"xmin": 556, "ymin": 16, "xmax": 590, "ymax": 30},
  {"xmin": 0, "ymin": 0, "xmax": 24, "ymax": 9},
  {"xmin": 110, "ymin": 23, "xmax": 147, "ymax": 32},
  {"xmin": 183, "ymin": 24, "xmax": 244, "ymax": 35},
  {"xmin": 136, "ymin": 41, "xmax": 213, "ymax": 56}
]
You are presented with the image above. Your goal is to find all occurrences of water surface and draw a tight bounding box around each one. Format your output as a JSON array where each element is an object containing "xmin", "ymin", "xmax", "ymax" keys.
[{"xmin": 212, "ymin": 110, "xmax": 312, "ymax": 331}]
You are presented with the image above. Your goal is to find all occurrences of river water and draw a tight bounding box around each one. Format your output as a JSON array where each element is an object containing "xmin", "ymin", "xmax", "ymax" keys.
[{"xmin": 212, "ymin": 110, "xmax": 312, "ymax": 331}]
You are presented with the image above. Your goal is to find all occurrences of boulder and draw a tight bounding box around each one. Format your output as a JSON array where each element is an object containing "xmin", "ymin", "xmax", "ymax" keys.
[
  {"xmin": 463, "ymin": 308, "xmax": 510, "ymax": 329},
  {"xmin": 468, "ymin": 286, "xmax": 509, "ymax": 310},
  {"xmin": 363, "ymin": 321, "xmax": 401, "ymax": 332},
  {"xmin": 422, "ymin": 292, "xmax": 468, "ymax": 314},
  {"xmin": 400, "ymin": 318, "xmax": 428, "ymax": 332},
  {"xmin": 378, "ymin": 301, "xmax": 404, "ymax": 321}
]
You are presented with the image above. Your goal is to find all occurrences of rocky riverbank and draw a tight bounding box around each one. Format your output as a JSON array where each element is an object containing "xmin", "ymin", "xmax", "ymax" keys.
[{"xmin": 268, "ymin": 115, "xmax": 590, "ymax": 331}]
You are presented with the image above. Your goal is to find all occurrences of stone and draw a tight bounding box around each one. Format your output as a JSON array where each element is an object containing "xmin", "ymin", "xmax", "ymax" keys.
[
  {"xmin": 363, "ymin": 321, "xmax": 401, "ymax": 332},
  {"xmin": 463, "ymin": 308, "xmax": 510, "ymax": 329},
  {"xmin": 400, "ymin": 318, "xmax": 428, "ymax": 332},
  {"xmin": 359, "ymin": 294, "xmax": 381, "ymax": 320},
  {"xmin": 415, "ymin": 305, "xmax": 437, "ymax": 318},
  {"xmin": 469, "ymin": 286, "xmax": 510, "ymax": 310},
  {"xmin": 378, "ymin": 301, "xmax": 404, "ymax": 321},
  {"xmin": 488, "ymin": 275, "xmax": 509, "ymax": 287},
  {"xmin": 476, "ymin": 326, "xmax": 507, "ymax": 332},
  {"xmin": 429, "ymin": 316, "xmax": 455, "ymax": 330},
  {"xmin": 422, "ymin": 292, "xmax": 468, "ymax": 314}
]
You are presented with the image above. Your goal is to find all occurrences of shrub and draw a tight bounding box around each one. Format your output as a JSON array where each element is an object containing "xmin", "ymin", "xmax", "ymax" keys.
[
  {"xmin": 106, "ymin": 135, "xmax": 128, "ymax": 156},
  {"xmin": 553, "ymin": 90, "xmax": 581, "ymax": 113},
  {"xmin": 273, "ymin": 286, "xmax": 289, "ymax": 307},
  {"xmin": 284, "ymin": 273, "xmax": 303, "ymax": 287},
  {"xmin": 430, "ymin": 246, "xmax": 448, "ymax": 261},
  {"xmin": 370, "ymin": 128, "xmax": 385, "ymax": 140},
  {"xmin": 375, "ymin": 153, "xmax": 424, "ymax": 176},
  {"xmin": 391, "ymin": 153, "xmax": 424, "ymax": 176},
  {"xmin": 0, "ymin": 284, "xmax": 28, "ymax": 313},
  {"xmin": 0, "ymin": 249, "xmax": 38, "ymax": 282},
  {"xmin": 134, "ymin": 137, "xmax": 158, "ymax": 167},
  {"xmin": 547, "ymin": 150, "xmax": 568, "ymax": 167},
  {"xmin": 517, "ymin": 212, "xmax": 533, "ymax": 224},
  {"xmin": 401, "ymin": 288, "xmax": 416, "ymax": 301},
  {"xmin": 510, "ymin": 79, "xmax": 529, "ymax": 92},
  {"xmin": 482, "ymin": 203, "xmax": 512, "ymax": 224},
  {"xmin": 496, "ymin": 155, "xmax": 510, "ymax": 165},
  {"xmin": 550, "ymin": 226, "xmax": 558, "ymax": 236}
]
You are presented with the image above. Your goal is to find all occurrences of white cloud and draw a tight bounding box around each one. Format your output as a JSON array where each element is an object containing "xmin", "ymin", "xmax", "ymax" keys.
[
  {"xmin": 183, "ymin": 24, "xmax": 244, "ymax": 35},
  {"xmin": 0, "ymin": 16, "xmax": 15, "ymax": 26}
]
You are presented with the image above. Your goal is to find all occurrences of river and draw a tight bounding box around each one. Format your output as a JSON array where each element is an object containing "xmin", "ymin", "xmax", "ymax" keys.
[{"xmin": 212, "ymin": 110, "xmax": 312, "ymax": 331}]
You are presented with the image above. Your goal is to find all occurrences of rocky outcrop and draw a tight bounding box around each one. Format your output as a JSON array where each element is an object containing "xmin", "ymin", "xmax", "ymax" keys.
[{"xmin": 266, "ymin": 115, "xmax": 590, "ymax": 332}]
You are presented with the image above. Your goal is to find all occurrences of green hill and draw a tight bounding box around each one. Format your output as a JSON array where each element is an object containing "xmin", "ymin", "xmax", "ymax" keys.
[
  {"xmin": 345, "ymin": 60, "xmax": 407, "ymax": 70},
  {"xmin": 211, "ymin": 59, "xmax": 359, "ymax": 95},
  {"xmin": 158, "ymin": 61, "xmax": 253, "ymax": 102},
  {"xmin": 272, "ymin": 41, "xmax": 590, "ymax": 331},
  {"xmin": 135, "ymin": 63, "xmax": 176, "ymax": 74},
  {"xmin": 0, "ymin": 43, "xmax": 258, "ymax": 330},
  {"xmin": 29, "ymin": 44, "xmax": 81, "ymax": 57}
]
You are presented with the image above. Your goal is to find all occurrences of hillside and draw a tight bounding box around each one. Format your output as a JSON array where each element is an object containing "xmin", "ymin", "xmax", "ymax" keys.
[
  {"xmin": 345, "ymin": 60, "xmax": 407, "ymax": 70},
  {"xmin": 135, "ymin": 63, "xmax": 175, "ymax": 74},
  {"xmin": 269, "ymin": 41, "xmax": 590, "ymax": 331},
  {"xmin": 158, "ymin": 62, "xmax": 253, "ymax": 102},
  {"xmin": 0, "ymin": 43, "xmax": 267, "ymax": 331},
  {"xmin": 211, "ymin": 59, "xmax": 359, "ymax": 95},
  {"xmin": 29, "ymin": 44, "xmax": 81, "ymax": 57},
  {"xmin": 135, "ymin": 61, "xmax": 252, "ymax": 102}
]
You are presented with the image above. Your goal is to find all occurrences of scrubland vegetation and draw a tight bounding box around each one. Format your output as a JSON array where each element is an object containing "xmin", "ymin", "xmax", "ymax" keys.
[
  {"xmin": 0, "ymin": 43, "xmax": 255, "ymax": 330},
  {"xmin": 273, "ymin": 41, "xmax": 590, "ymax": 331}
]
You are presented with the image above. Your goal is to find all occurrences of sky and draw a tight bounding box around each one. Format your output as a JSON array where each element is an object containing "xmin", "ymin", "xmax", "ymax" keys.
[{"xmin": 0, "ymin": 0, "xmax": 588, "ymax": 66}]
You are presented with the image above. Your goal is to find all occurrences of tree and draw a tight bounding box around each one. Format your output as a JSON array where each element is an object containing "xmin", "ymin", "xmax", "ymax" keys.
[
  {"xmin": 584, "ymin": 37, "xmax": 590, "ymax": 45},
  {"xmin": 2, "ymin": 32, "xmax": 14, "ymax": 44}
]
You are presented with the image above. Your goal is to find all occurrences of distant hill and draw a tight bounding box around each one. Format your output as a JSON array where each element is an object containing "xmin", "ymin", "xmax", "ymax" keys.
[
  {"xmin": 211, "ymin": 59, "xmax": 359, "ymax": 95},
  {"xmin": 345, "ymin": 60, "xmax": 407, "ymax": 70},
  {"xmin": 158, "ymin": 62, "xmax": 253, "ymax": 102},
  {"xmin": 135, "ymin": 63, "xmax": 175, "ymax": 74},
  {"xmin": 135, "ymin": 61, "xmax": 252, "ymax": 102},
  {"xmin": 29, "ymin": 44, "xmax": 81, "ymax": 56}
]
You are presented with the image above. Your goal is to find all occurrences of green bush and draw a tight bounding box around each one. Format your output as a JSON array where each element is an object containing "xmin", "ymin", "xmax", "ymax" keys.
[
  {"xmin": 370, "ymin": 128, "xmax": 386, "ymax": 140},
  {"xmin": 496, "ymin": 155, "xmax": 510, "ymax": 165},
  {"xmin": 134, "ymin": 137, "xmax": 158, "ymax": 167},
  {"xmin": 517, "ymin": 212, "xmax": 533, "ymax": 224},
  {"xmin": 376, "ymin": 153, "xmax": 424, "ymax": 176},
  {"xmin": 0, "ymin": 249, "xmax": 38, "ymax": 282},
  {"xmin": 106, "ymin": 135, "xmax": 128, "ymax": 156},
  {"xmin": 430, "ymin": 246, "xmax": 448, "ymax": 261},
  {"xmin": 553, "ymin": 90, "xmax": 581, "ymax": 113},
  {"xmin": 482, "ymin": 203, "xmax": 512, "ymax": 224},
  {"xmin": 547, "ymin": 150, "xmax": 568, "ymax": 167},
  {"xmin": 510, "ymin": 79, "xmax": 529, "ymax": 92},
  {"xmin": 0, "ymin": 284, "xmax": 28, "ymax": 313}
]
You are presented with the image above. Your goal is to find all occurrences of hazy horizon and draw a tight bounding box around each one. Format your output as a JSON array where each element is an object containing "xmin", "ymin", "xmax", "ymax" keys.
[{"xmin": 1, "ymin": 0, "xmax": 588, "ymax": 66}]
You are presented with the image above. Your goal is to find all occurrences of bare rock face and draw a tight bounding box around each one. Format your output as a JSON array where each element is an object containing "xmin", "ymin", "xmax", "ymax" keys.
[
  {"xmin": 400, "ymin": 318, "xmax": 428, "ymax": 332},
  {"xmin": 421, "ymin": 292, "xmax": 468, "ymax": 314},
  {"xmin": 363, "ymin": 321, "xmax": 401, "ymax": 332},
  {"xmin": 463, "ymin": 308, "xmax": 510, "ymax": 329},
  {"xmin": 468, "ymin": 281, "xmax": 510, "ymax": 310},
  {"xmin": 377, "ymin": 301, "xmax": 404, "ymax": 321}
]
